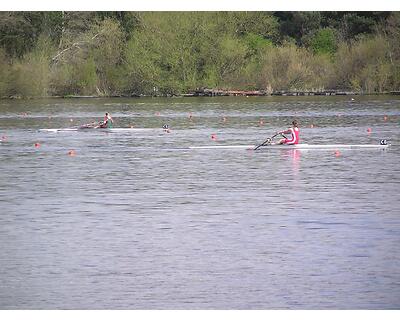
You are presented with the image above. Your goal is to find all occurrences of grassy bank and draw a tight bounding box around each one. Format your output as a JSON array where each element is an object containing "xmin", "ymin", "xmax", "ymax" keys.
[{"xmin": 1, "ymin": 12, "xmax": 399, "ymax": 99}]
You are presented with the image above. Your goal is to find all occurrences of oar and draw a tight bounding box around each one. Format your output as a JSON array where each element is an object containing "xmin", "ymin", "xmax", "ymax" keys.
[{"xmin": 254, "ymin": 132, "xmax": 285, "ymax": 150}]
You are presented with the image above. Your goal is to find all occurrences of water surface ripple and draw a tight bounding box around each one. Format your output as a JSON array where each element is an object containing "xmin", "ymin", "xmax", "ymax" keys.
[{"xmin": 0, "ymin": 96, "xmax": 399, "ymax": 309}]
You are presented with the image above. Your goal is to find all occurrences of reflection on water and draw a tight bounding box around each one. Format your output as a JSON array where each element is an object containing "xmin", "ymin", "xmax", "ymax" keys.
[
  {"xmin": 279, "ymin": 149, "xmax": 302, "ymax": 175},
  {"xmin": 0, "ymin": 96, "xmax": 399, "ymax": 309}
]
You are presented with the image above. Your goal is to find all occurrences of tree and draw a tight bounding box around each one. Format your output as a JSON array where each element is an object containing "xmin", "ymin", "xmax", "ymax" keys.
[
  {"xmin": 309, "ymin": 28, "xmax": 337, "ymax": 56},
  {"xmin": 90, "ymin": 19, "xmax": 125, "ymax": 95},
  {"xmin": 274, "ymin": 12, "xmax": 322, "ymax": 45},
  {"xmin": 94, "ymin": 12, "xmax": 143, "ymax": 40},
  {"xmin": 221, "ymin": 12, "xmax": 279, "ymax": 41},
  {"xmin": 0, "ymin": 12, "xmax": 63, "ymax": 57}
]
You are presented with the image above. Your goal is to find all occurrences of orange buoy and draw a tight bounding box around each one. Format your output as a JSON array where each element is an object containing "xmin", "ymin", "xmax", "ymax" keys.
[
  {"xmin": 34, "ymin": 142, "xmax": 41, "ymax": 148},
  {"xmin": 68, "ymin": 150, "xmax": 76, "ymax": 156}
]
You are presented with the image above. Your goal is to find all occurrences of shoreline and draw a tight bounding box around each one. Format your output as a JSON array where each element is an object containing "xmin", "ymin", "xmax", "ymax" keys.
[{"xmin": 2, "ymin": 89, "xmax": 400, "ymax": 100}]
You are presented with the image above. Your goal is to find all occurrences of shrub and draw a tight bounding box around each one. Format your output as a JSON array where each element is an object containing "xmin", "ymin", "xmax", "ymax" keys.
[
  {"xmin": 309, "ymin": 28, "xmax": 337, "ymax": 56},
  {"xmin": 10, "ymin": 36, "xmax": 52, "ymax": 98},
  {"xmin": 0, "ymin": 48, "xmax": 11, "ymax": 97},
  {"xmin": 334, "ymin": 36, "xmax": 391, "ymax": 92}
]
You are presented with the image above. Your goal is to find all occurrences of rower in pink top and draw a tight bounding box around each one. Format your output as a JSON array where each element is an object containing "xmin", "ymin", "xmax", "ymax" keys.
[{"xmin": 278, "ymin": 120, "xmax": 300, "ymax": 145}]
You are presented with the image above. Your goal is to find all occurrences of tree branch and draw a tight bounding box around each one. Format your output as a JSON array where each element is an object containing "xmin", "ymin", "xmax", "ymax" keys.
[{"xmin": 51, "ymin": 32, "xmax": 101, "ymax": 64}]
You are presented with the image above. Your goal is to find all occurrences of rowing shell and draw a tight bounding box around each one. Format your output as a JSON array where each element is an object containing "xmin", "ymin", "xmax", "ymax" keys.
[
  {"xmin": 189, "ymin": 143, "xmax": 390, "ymax": 150},
  {"xmin": 39, "ymin": 128, "xmax": 161, "ymax": 133}
]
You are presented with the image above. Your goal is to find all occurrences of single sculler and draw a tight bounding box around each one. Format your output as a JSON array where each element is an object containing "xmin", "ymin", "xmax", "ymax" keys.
[{"xmin": 277, "ymin": 120, "xmax": 300, "ymax": 145}]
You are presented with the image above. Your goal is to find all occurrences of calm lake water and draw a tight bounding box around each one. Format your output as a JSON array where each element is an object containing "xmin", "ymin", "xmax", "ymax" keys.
[{"xmin": 0, "ymin": 96, "xmax": 399, "ymax": 309}]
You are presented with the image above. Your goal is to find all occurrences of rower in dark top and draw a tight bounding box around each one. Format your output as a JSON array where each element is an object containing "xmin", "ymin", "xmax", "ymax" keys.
[{"xmin": 98, "ymin": 112, "xmax": 113, "ymax": 128}]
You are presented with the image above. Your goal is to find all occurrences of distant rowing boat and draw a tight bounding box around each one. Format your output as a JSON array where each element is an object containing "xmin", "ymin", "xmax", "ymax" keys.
[
  {"xmin": 39, "ymin": 128, "xmax": 163, "ymax": 133},
  {"xmin": 189, "ymin": 143, "xmax": 390, "ymax": 150}
]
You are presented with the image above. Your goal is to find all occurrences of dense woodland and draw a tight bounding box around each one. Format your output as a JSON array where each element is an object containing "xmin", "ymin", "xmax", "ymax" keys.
[{"xmin": 0, "ymin": 11, "xmax": 399, "ymax": 98}]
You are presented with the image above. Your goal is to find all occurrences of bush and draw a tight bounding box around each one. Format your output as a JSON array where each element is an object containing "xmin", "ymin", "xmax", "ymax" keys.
[
  {"xmin": 334, "ymin": 36, "xmax": 391, "ymax": 92},
  {"xmin": 0, "ymin": 48, "xmax": 11, "ymax": 97},
  {"xmin": 259, "ymin": 44, "xmax": 331, "ymax": 91},
  {"xmin": 91, "ymin": 19, "xmax": 125, "ymax": 95},
  {"xmin": 10, "ymin": 36, "xmax": 52, "ymax": 98}
]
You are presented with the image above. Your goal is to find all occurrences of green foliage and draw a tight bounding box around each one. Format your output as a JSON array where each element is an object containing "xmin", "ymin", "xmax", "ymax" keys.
[
  {"xmin": 385, "ymin": 12, "xmax": 400, "ymax": 63},
  {"xmin": 258, "ymin": 44, "xmax": 311, "ymax": 91},
  {"xmin": 339, "ymin": 13, "xmax": 380, "ymax": 41},
  {"xmin": 51, "ymin": 55, "xmax": 98, "ymax": 96},
  {"xmin": 10, "ymin": 35, "xmax": 53, "ymax": 98},
  {"xmin": 94, "ymin": 12, "xmax": 143, "ymax": 40},
  {"xmin": 274, "ymin": 12, "xmax": 322, "ymax": 45},
  {"xmin": 221, "ymin": 12, "xmax": 279, "ymax": 40},
  {"xmin": 121, "ymin": 12, "xmax": 251, "ymax": 94},
  {"xmin": 334, "ymin": 36, "xmax": 392, "ymax": 92},
  {"xmin": 389, "ymin": 65, "xmax": 400, "ymax": 90},
  {"xmin": 75, "ymin": 56, "xmax": 97, "ymax": 95},
  {"xmin": 0, "ymin": 11, "xmax": 399, "ymax": 97},
  {"xmin": 245, "ymin": 33, "xmax": 273, "ymax": 56},
  {"xmin": 122, "ymin": 30, "xmax": 163, "ymax": 95},
  {"xmin": 0, "ymin": 48, "xmax": 10, "ymax": 97},
  {"xmin": 213, "ymin": 36, "xmax": 248, "ymax": 86},
  {"xmin": 50, "ymin": 17, "xmax": 125, "ymax": 96},
  {"xmin": 50, "ymin": 63, "xmax": 74, "ymax": 96},
  {"xmin": 91, "ymin": 19, "xmax": 125, "ymax": 94},
  {"xmin": 309, "ymin": 28, "xmax": 337, "ymax": 56},
  {"xmin": 0, "ymin": 12, "xmax": 63, "ymax": 57}
]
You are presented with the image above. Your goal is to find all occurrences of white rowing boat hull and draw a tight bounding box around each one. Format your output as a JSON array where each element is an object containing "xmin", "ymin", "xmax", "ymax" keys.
[
  {"xmin": 189, "ymin": 145, "xmax": 256, "ymax": 149},
  {"xmin": 262, "ymin": 143, "xmax": 389, "ymax": 149},
  {"xmin": 189, "ymin": 143, "xmax": 389, "ymax": 150},
  {"xmin": 39, "ymin": 128, "xmax": 160, "ymax": 133}
]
